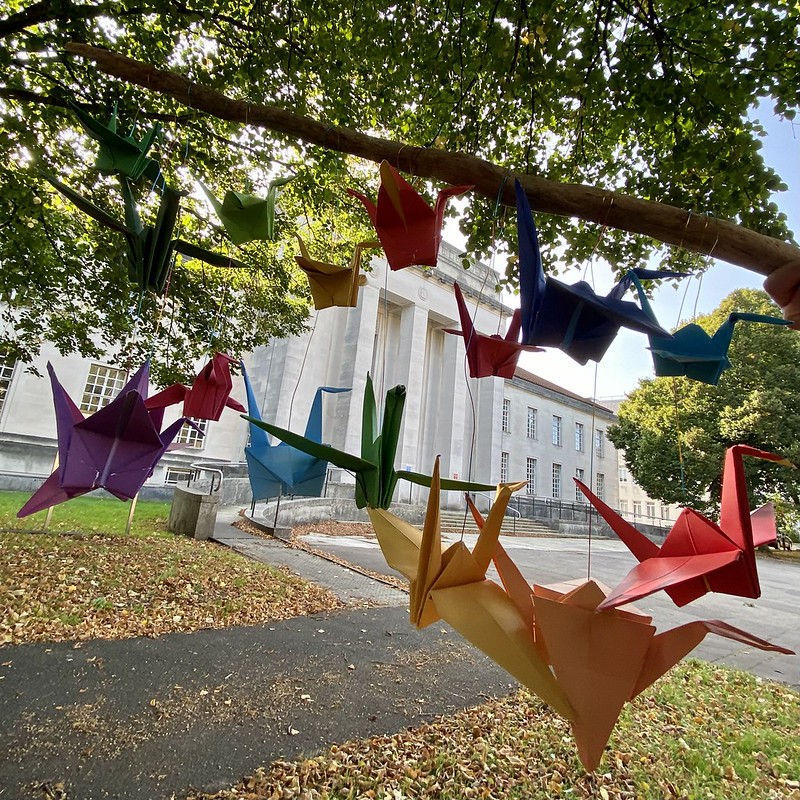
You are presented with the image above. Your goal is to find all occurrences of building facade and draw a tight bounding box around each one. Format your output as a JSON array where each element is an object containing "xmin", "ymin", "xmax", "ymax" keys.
[{"xmin": 1, "ymin": 241, "xmax": 662, "ymax": 516}]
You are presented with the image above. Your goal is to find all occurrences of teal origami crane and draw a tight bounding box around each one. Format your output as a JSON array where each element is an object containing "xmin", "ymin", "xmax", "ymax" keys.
[
  {"xmin": 70, "ymin": 100, "xmax": 163, "ymax": 186},
  {"xmin": 241, "ymin": 363, "xmax": 349, "ymax": 500},
  {"xmin": 244, "ymin": 373, "xmax": 494, "ymax": 509},
  {"xmin": 198, "ymin": 176, "xmax": 293, "ymax": 245},
  {"xmin": 626, "ymin": 271, "xmax": 793, "ymax": 385},
  {"xmin": 43, "ymin": 173, "xmax": 249, "ymax": 294}
]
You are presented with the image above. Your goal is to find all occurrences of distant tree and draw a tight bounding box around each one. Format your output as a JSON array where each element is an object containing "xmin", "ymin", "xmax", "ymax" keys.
[{"xmin": 608, "ymin": 290, "xmax": 800, "ymax": 516}]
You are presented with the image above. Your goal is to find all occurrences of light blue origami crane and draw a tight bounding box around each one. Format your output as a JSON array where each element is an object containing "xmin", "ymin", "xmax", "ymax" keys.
[
  {"xmin": 241, "ymin": 363, "xmax": 350, "ymax": 500},
  {"xmin": 626, "ymin": 271, "xmax": 793, "ymax": 385}
]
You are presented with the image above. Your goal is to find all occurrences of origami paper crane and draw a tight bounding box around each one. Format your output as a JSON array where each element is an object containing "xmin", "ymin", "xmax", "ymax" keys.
[
  {"xmin": 348, "ymin": 161, "xmax": 472, "ymax": 270},
  {"xmin": 574, "ymin": 444, "xmax": 794, "ymax": 609},
  {"xmin": 443, "ymin": 282, "xmax": 543, "ymax": 378},
  {"xmin": 295, "ymin": 237, "xmax": 379, "ymax": 310},
  {"xmin": 145, "ymin": 353, "xmax": 246, "ymax": 422},
  {"xmin": 374, "ymin": 475, "xmax": 792, "ymax": 773},
  {"xmin": 18, "ymin": 361, "xmax": 191, "ymax": 517},
  {"xmin": 516, "ymin": 180, "xmax": 676, "ymax": 364},
  {"xmin": 244, "ymin": 373, "xmax": 494, "ymax": 509},
  {"xmin": 70, "ymin": 100, "xmax": 163, "ymax": 186},
  {"xmin": 240, "ymin": 363, "xmax": 350, "ymax": 500},
  {"xmin": 198, "ymin": 176, "xmax": 293, "ymax": 245},
  {"xmin": 42, "ymin": 173, "xmax": 249, "ymax": 294}
]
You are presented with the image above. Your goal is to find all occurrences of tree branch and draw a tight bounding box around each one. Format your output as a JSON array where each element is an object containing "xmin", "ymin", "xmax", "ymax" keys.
[{"xmin": 64, "ymin": 42, "xmax": 800, "ymax": 277}]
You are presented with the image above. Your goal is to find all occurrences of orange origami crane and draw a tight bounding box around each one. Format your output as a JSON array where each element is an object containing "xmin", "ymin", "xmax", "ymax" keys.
[
  {"xmin": 348, "ymin": 161, "xmax": 472, "ymax": 270},
  {"xmin": 295, "ymin": 237, "xmax": 379, "ymax": 309},
  {"xmin": 444, "ymin": 282, "xmax": 543, "ymax": 378},
  {"xmin": 465, "ymin": 495, "xmax": 793, "ymax": 772},
  {"xmin": 146, "ymin": 353, "xmax": 246, "ymax": 422},
  {"xmin": 574, "ymin": 444, "xmax": 794, "ymax": 609}
]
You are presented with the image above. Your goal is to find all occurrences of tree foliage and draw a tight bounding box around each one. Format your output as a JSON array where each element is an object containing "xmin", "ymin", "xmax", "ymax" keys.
[
  {"xmin": 0, "ymin": 1, "xmax": 798, "ymax": 379},
  {"xmin": 608, "ymin": 290, "xmax": 800, "ymax": 518}
]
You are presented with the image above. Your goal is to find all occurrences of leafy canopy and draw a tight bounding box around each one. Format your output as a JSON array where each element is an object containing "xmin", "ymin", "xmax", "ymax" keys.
[
  {"xmin": 0, "ymin": 1, "xmax": 798, "ymax": 378},
  {"xmin": 607, "ymin": 290, "xmax": 800, "ymax": 517}
]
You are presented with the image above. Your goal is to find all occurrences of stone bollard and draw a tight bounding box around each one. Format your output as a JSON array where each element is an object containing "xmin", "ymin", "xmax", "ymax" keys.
[{"xmin": 168, "ymin": 486, "xmax": 220, "ymax": 540}]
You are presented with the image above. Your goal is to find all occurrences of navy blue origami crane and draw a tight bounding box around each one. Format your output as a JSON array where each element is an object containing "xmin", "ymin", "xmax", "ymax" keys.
[
  {"xmin": 515, "ymin": 180, "xmax": 674, "ymax": 364},
  {"xmin": 241, "ymin": 363, "xmax": 349, "ymax": 500},
  {"xmin": 624, "ymin": 272, "xmax": 793, "ymax": 384}
]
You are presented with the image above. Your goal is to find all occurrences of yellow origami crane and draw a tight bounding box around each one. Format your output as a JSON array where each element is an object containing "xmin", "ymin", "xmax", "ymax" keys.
[
  {"xmin": 295, "ymin": 237, "xmax": 379, "ymax": 309},
  {"xmin": 367, "ymin": 458, "xmax": 575, "ymax": 721}
]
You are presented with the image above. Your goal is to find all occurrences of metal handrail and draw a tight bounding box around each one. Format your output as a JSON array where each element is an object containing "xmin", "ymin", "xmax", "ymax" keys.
[{"xmin": 189, "ymin": 463, "xmax": 224, "ymax": 495}]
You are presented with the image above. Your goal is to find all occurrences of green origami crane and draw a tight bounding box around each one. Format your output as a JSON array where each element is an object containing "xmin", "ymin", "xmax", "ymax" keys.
[
  {"xmin": 43, "ymin": 172, "xmax": 249, "ymax": 294},
  {"xmin": 244, "ymin": 373, "xmax": 495, "ymax": 509},
  {"xmin": 70, "ymin": 101, "xmax": 163, "ymax": 187},
  {"xmin": 198, "ymin": 176, "xmax": 294, "ymax": 245}
]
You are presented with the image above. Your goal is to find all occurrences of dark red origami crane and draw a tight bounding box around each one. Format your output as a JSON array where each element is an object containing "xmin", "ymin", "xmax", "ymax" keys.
[
  {"xmin": 145, "ymin": 353, "xmax": 245, "ymax": 422},
  {"xmin": 444, "ymin": 282, "xmax": 543, "ymax": 378},
  {"xmin": 348, "ymin": 161, "xmax": 472, "ymax": 271},
  {"xmin": 18, "ymin": 361, "xmax": 191, "ymax": 517},
  {"xmin": 575, "ymin": 445, "xmax": 794, "ymax": 609}
]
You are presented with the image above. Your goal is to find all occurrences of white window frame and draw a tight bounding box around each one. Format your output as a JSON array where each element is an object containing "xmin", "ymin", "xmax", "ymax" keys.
[
  {"xmin": 527, "ymin": 407, "xmax": 537, "ymax": 439},
  {"xmin": 0, "ymin": 354, "xmax": 17, "ymax": 416},
  {"xmin": 164, "ymin": 467, "xmax": 196, "ymax": 485},
  {"xmin": 176, "ymin": 418, "xmax": 208, "ymax": 449},
  {"xmin": 661, "ymin": 505, "xmax": 670, "ymax": 520},
  {"xmin": 633, "ymin": 500, "xmax": 642, "ymax": 517},
  {"xmin": 619, "ymin": 499, "xmax": 628, "ymax": 514},
  {"xmin": 502, "ymin": 399, "xmax": 511, "ymax": 433},
  {"xmin": 574, "ymin": 468, "xmax": 585, "ymax": 501},
  {"xmin": 552, "ymin": 463, "xmax": 562, "ymax": 499},
  {"xmin": 595, "ymin": 429, "xmax": 605, "ymax": 458},
  {"xmin": 619, "ymin": 467, "xmax": 628, "ymax": 483},
  {"xmin": 596, "ymin": 472, "xmax": 605, "ymax": 500},
  {"xmin": 575, "ymin": 422, "xmax": 584, "ymax": 452},
  {"xmin": 80, "ymin": 363, "xmax": 127, "ymax": 414},
  {"xmin": 500, "ymin": 451, "xmax": 509, "ymax": 483},
  {"xmin": 646, "ymin": 501, "xmax": 656, "ymax": 518},
  {"xmin": 552, "ymin": 415, "xmax": 562, "ymax": 447},
  {"xmin": 526, "ymin": 457, "xmax": 536, "ymax": 495}
]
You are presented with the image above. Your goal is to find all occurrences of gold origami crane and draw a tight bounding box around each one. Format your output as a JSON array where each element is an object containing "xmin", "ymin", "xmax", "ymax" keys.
[
  {"xmin": 295, "ymin": 237, "xmax": 379, "ymax": 309},
  {"xmin": 368, "ymin": 461, "xmax": 793, "ymax": 772}
]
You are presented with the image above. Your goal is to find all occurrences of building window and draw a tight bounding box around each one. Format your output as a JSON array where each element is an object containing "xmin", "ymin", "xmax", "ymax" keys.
[
  {"xmin": 164, "ymin": 467, "xmax": 195, "ymax": 485},
  {"xmin": 502, "ymin": 399, "xmax": 511, "ymax": 433},
  {"xmin": 80, "ymin": 363, "xmax": 127, "ymax": 413},
  {"xmin": 595, "ymin": 473, "xmax": 605, "ymax": 500},
  {"xmin": 526, "ymin": 458, "xmax": 536, "ymax": 495},
  {"xmin": 633, "ymin": 500, "xmax": 642, "ymax": 517},
  {"xmin": 595, "ymin": 429, "xmax": 605, "ymax": 458},
  {"xmin": 500, "ymin": 451, "xmax": 509, "ymax": 483},
  {"xmin": 552, "ymin": 463, "xmax": 562, "ymax": 499},
  {"xmin": 527, "ymin": 407, "xmax": 537, "ymax": 439},
  {"xmin": 176, "ymin": 418, "xmax": 208, "ymax": 449},
  {"xmin": 0, "ymin": 354, "xmax": 16, "ymax": 414},
  {"xmin": 620, "ymin": 499, "xmax": 628, "ymax": 514},
  {"xmin": 661, "ymin": 505, "xmax": 670, "ymax": 520},
  {"xmin": 575, "ymin": 468, "xmax": 585, "ymax": 501},
  {"xmin": 552, "ymin": 415, "xmax": 562, "ymax": 447},
  {"xmin": 646, "ymin": 502, "xmax": 656, "ymax": 518},
  {"xmin": 619, "ymin": 467, "xmax": 629, "ymax": 483},
  {"xmin": 574, "ymin": 422, "xmax": 584, "ymax": 452}
]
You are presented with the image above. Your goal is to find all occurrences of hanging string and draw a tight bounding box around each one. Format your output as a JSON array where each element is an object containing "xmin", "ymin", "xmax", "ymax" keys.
[
  {"xmin": 671, "ymin": 378, "xmax": 688, "ymax": 503},
  {"xmin": 586, "ymin": 361, "xmax": 600, "ymax": 580},
  {"xmin": 288, "ymin": 312, "xmax": 319, "ymax": 430},
  {"xmin": 691, "ymin": 271, "xmax": 704, "ymax": 322}
]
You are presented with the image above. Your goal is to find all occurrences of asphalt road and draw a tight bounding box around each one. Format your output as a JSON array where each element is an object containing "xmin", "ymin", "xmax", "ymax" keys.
[{"xmin": 298, "ymin": 532, "xmax": 800, "ymax": 689}]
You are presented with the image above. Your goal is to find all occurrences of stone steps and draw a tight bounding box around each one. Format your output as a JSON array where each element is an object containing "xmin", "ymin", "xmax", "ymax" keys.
[{"xmin": 438, "ymin": 509, "xmax": 559, "ymax": 537}]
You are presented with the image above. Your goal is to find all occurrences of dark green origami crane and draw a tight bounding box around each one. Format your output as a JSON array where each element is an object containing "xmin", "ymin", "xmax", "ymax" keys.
[
  {"xmin": 70, "ymin": 101, "xmax": 163, "ymax": 187},
  {"xmin": 244, "ymin": 373, "xmax": 494, "ymax": 509},
  {"xmin": 43, "ymin": 172, "xmax": 248, "ymax": 294}
]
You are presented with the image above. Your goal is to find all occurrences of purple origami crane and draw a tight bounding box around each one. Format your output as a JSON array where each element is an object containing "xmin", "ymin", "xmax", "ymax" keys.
[{"xmin": 18, "ymin": 361, "xmax": 192, "ymax": 517}]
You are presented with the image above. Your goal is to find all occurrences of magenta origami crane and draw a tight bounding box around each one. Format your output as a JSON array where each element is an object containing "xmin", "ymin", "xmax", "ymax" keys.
[
  {"xmin": 348, "ymin": 161, "xmax": 472, "ymax": 270},
  {"xmin": 145, "ymin": 352, "xmax": 245, "ymax": 421},
  {"xmin": 18, "ymin": 361, "xmax": 192, "ymax": 517},
  {"xmin": 444, "ymin": 282, "xmax": 543, "ymax": 378},
  {"xmin": 575, "ymin": 445, "xmax": 794, "ymax": 609}
]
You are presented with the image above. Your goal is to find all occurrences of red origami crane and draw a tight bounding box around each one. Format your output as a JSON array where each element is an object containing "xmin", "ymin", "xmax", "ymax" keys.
[
  {"xmin": 575, "ymin": 445, "xmax": 794, "ymax": 609},
  {"xmin": 146, "ymin": 353, "xmax": 245, "ymax": 422},
  {"xmin": 347, "ymin": 161, "xmax": 472, "ymax": 270},
  {"xmin": 444, "ymin": 282, "xmax": 543, "ymax": 378}
]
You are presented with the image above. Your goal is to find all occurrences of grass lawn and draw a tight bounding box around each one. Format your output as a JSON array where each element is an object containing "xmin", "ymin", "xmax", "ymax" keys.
[
  {"xmin": 0, "ymin": 491, "xmax": 342, "ymax": 645},
  {"xmin": 189, "ymin": 661, "xmax": 799, "ymax": 800}
]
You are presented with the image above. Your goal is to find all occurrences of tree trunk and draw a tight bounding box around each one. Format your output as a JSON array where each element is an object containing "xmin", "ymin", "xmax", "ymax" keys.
[{"xmin": 65, "ymin": 42, "xmax": 800, "ymax": 278}]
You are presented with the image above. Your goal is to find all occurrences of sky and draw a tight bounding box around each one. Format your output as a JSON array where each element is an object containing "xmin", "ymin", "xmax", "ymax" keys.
[{"xmin": 446, "ymin": 112, "xmax": 799, "ymax": 401}]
